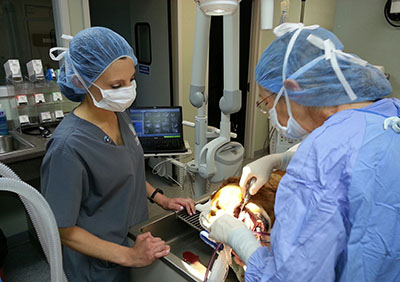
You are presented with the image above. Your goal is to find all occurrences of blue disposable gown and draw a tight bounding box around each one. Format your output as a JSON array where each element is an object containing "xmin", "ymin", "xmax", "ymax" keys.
[{"xmin": 245, "ymin": 98, "xmax": 400, "ymax": 282}]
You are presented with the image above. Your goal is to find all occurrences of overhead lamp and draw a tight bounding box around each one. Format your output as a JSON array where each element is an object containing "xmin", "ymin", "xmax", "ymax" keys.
[{"xmin": 195, "ymin": 0, "xmax": 241, "ymax": 16}]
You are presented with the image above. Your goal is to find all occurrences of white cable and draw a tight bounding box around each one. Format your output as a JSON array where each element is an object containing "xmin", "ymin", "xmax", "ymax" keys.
[
  {"xmin": 151, "ymin": 158, "xmax": 193, "ymax": 194},
  {"xmin": 167, "ymin": 158, "xmax": 187, "ymax": 169},
  {"xmin": 151, "ymin": 159, "xmax": 172, "ymax": 177}
]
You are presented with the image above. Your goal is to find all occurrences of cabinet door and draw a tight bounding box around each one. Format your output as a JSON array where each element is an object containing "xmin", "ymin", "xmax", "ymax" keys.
[{"xmin": 89, "ymin": 0, "xmax": 172, "ymax": 107}]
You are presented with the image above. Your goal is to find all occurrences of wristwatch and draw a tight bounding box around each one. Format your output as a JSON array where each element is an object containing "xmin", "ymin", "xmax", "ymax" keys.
[{"xmin": 149, "ymin": 188, "xmax": 164, "ymax": 203}]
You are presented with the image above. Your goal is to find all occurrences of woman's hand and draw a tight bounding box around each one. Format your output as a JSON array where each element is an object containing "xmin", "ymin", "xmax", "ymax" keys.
[
  {"xmin": 126, "ymin": 232, "xmax": 170, "ymax": 267},
  {"xmin": 58, "ymin": 226, "xmax": 169, "ymax": 268},
  {"xmin": 155, "ymin": 193, "xmax": 196, "ymax": 215}
]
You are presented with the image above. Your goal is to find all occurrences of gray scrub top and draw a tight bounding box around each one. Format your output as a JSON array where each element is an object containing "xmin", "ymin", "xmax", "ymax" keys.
[{"xmin": 41, "ymin": 110, "xmax": 148, "ymax": 282}]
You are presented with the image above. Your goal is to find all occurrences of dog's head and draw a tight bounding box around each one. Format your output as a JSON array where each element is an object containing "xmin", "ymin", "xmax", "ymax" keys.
[{"xmin": 207, "ymin": 171, "xmax": 284, "ymax": 233}]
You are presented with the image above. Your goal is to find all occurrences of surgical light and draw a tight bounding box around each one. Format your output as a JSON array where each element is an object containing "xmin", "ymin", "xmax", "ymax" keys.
[{"xmin": 195, "ymin": 0, "xmax": 241, "ymax": 16}]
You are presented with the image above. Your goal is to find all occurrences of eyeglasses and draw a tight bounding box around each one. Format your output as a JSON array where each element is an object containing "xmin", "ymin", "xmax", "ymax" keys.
[{"xmin": 256, "ymin": 95, "xmax": 273, "ymax": 115}]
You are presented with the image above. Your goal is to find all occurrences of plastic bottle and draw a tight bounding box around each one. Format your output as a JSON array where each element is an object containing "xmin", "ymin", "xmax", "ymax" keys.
[{"xmin": 0, "ymin": 105, "xmax": 9, "ymax": 135}]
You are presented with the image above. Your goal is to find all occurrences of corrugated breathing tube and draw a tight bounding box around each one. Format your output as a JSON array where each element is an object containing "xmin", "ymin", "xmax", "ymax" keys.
[{"xmin": 0, "ymin": 162, "xmax": 67, "ymax": 282}]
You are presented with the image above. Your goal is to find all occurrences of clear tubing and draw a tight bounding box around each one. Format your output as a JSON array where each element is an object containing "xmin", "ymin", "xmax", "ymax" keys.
[
  {"xmin": 0, "ymin": 163, "xmax": 67, "ymax": 282},
  {"xmin": 207, "ymin": 246, "xmax": 232, "ymax": 282},
  {"xmin": 204, "ymin": 243, "xmax": 222, "ymax": 282}
]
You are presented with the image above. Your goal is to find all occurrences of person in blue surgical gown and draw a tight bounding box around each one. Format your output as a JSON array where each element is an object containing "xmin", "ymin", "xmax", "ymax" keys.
[
  {"xmin": 209, "ymin": 23, "xmax": 400, "ymax": 282},
  {"xmin": 42, "ymin": 27, "xmax": 195, "ymax": 282}
]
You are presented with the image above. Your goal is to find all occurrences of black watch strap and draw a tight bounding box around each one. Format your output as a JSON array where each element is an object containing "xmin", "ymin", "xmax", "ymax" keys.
[{"xmin": 149, "ymin": 188, "xmax": 164, "ymax": 203}]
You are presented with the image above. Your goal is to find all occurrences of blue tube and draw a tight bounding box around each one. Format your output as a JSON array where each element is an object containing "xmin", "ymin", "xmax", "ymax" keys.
[{"xmin": 200, "ymin": 230, "xmax": 224, "ymax": 251}]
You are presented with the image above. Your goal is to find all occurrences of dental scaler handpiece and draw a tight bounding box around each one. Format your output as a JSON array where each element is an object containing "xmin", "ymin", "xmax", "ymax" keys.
[
  {"xmin": 240, "ymin": 178, "xmax": 256, "ymax": 213},
  {"xmin": 243, "ymin": 190, "xmax": 251, "ymax": 206}
]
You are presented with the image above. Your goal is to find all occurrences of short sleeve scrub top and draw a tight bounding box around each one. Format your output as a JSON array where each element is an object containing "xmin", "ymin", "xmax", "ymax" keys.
[{"xmin": 41, "ymin": 110, "xmax": 148, "ymax": 282}]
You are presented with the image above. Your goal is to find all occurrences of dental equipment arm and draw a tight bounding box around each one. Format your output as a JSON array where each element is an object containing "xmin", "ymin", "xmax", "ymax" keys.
[
  {"xmin": 188, "ymin": 6, "xmax": 211, "ymax": 197},
  {"xmin": 189, "ymin": 2, "xmax": 244, "ymax": 197},
  {"xmin": 182, "ymin": 121, "xmax": 238, "ymax": 139},
  {"xmin": 240, "ymin": 143, "xmax": 299, "ymax": 196}
]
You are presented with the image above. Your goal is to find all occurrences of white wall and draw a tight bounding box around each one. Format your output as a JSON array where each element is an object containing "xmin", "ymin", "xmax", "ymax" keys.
[
  {"xmin": 68, "ymin": 0, "xmax": 87, "ymax": 35},
  {"xmin": 333, "ymin": 0, "xmax": 399, "ymax": 99},
  {"xmin": 175, "ymin": 1, "xmax": 198, "ymax": 160}
]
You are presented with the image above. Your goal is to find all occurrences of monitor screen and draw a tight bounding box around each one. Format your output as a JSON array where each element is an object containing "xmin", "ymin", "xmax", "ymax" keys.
[{"xmin": 129, "ymin": 107, "xmax": 182, "ymax": 138}]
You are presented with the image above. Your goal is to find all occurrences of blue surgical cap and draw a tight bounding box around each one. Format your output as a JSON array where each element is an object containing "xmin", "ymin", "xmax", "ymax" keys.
[
  {"xmin": 56, "ymin": 27, "xmax": 138, "ymax": 102},
  {"xmin": 255, "ymin": 23, "xmax": 392, "ymax": 107}
]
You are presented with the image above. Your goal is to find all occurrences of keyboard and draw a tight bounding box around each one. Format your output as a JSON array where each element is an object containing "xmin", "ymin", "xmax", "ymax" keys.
[{"xmin": 140, "ymin": 138, "xmax": 186, "ymax": 152}]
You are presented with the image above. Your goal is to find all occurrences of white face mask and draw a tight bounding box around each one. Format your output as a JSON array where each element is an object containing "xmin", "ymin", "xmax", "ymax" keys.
[
  {"xmin": 67, "ymin": 59, "xmax": 137, "ymax": 112},
  {"xmin": 89, "ymin": 80, "xmax": 137, "ymax": 112},
  {"xmin": 269, "ymin": 88, "xmax": 308, "ymax": 140}
]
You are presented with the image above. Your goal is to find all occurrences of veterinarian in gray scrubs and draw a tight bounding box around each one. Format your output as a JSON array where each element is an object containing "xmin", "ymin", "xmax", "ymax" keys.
[{"xmin": 42, "ymin": 27, "xmax": 195, "ymax": 282}]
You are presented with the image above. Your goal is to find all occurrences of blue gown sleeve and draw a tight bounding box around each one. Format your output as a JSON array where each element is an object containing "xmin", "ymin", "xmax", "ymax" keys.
[
  {"xmin": 245, "ymin": 112, "xmax": 364, "ymax": 282},
  {"xmin": 245, "ymin": 171, "xmax": 348, "ymax": 282}
]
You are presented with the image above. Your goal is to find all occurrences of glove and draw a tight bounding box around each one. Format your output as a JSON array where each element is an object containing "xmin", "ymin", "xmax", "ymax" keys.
[
  {"xmin": 209, "ymin": 214, "xmax": 261, "ymax": 265},
  {"xmin": 197, "ymin": 199, "xmax": 232, "ymax": 230},
  {"xmin": 196, "ymin": 199, "xmax": 211, "ymax": 213},
  {"xmin": 239, "ymin": 143, "xmax": 300, "ymax": 196},
  {"xmin": 196, "ymin": 200, "xmax": 214, "ymax": 230}
]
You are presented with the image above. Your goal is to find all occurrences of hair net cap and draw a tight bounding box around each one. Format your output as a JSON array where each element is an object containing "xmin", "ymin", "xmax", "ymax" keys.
[
  {"xmin": 255, "ymin": 23, "xmax": 392, "ymax": 107},
  {"xmin": 54, "ymin": 27, "xmax": 138, "ymax": 102}
]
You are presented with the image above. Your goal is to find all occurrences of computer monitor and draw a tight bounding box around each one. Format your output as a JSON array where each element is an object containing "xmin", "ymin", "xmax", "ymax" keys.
[{"xmin": 129, "ymin": 106, "xmax": 187, "ymax": 154}]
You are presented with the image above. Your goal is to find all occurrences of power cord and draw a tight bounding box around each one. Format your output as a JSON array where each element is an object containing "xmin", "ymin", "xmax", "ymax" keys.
[
  {"xmin": 151, "ymin": 157, "xmax": 240, "ymax": 198},
  {"xmin": 151, "ymin": 157, "xmax": 197, "ymax": 197},
  {"xmin": 151, "ymin": 158, "xmax": 172, "ymax": 177},
  {"xmin": 263, "ymin": 127, "xmax": 276, "ymax": 154}
]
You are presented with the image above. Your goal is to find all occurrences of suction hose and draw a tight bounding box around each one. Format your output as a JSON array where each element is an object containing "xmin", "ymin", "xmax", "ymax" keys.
[{"xmin": 0, "ymin": 162, "xmax": 67, "ymax": 282}]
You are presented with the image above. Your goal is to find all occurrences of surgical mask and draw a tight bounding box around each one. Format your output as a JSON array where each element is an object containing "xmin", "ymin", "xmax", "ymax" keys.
[
  {"xmin": 269, "ymin": 88, "xmax": 308, "ymax": 139},
  {"xmin": 89, "ymin": 80, "xmax": 137, "ymax": 112},
  {"xmin": 266, "ymin": 25, "xmax": 313, "ymax": 139},
  {"xmin": 66, "ymin": 57, "xmax": 137, "ymax": 112}
]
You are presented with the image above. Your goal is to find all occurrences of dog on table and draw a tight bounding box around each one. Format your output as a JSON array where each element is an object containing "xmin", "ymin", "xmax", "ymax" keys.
[{"xmin": 197, "ymin": 171, "xmax": 284, "ymax": 281}]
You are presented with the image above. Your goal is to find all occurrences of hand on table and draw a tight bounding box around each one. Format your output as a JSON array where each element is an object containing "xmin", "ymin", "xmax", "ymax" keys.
[
  {"xmin": 157, "ymin": 194, "xmax": 196, "ymax": 215},
  {"xmin": 127, "ymin": 232, "xmax": 170, "ymax": 267}
]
